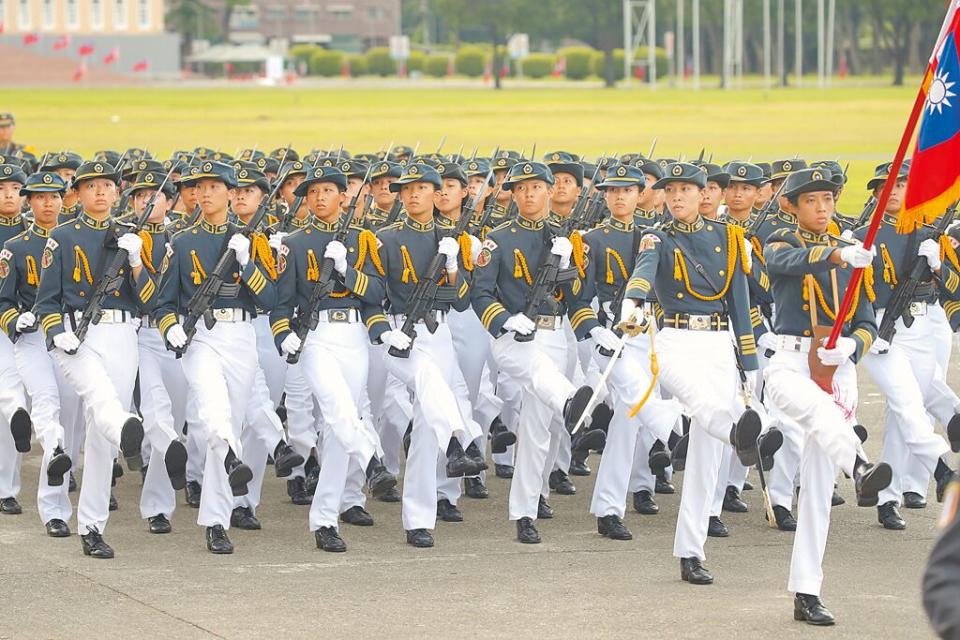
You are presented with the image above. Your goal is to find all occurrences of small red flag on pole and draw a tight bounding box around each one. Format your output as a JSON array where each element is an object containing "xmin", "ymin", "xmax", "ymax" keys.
[
  {"xmin": 103, "ymin": 47, "xmax": 119, "ymax": 65},
  {"xmin": 22, "ymin": 33, "xmax": 39, "ymax": 45},
  {"xmin": 78, "ymin": 43, "xmax": 94, "ymax": 56}
]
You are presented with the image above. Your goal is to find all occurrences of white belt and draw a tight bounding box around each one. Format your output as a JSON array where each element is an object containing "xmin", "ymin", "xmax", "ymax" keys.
[
  {"xmin": 208, "ymin": 308, "xmax": 252, "ymax": 323},
  {"xmin": 389, "ymin": 310, "xmax": 447, "ymax": 327},
  {"xmin": 316, "ymin": 308, "xmax": 361, "ymax": 324},
  {"xmin": 535, "ymin": 314, "xmax": 563, "ymax": 331},
  {"xmin": 141, "ymin": 315, "xmax": 156, "ymax": 328},
  {"xmin": 73, "ymin": 309, "xmax": 132, "ymax": 325},
  {"xmin": 909, "ymin": 301, "xmax": 928, "ymax": 317},
  {"xmin": 775, "ymin": 334, "xmax": 813, "ymax": 353}
]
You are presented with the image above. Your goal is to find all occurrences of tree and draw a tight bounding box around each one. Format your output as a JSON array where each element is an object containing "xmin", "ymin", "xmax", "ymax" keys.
[{"xmin": 166, "ymin": 0, "xmax": 217, "ymax": 60}]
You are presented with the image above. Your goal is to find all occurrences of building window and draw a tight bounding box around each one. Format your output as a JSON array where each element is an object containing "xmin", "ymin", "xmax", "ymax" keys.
[
  {"xmin": 41, "ymin": 0, "xmax": 54, "ymax": 30},
  {"xmin": 66, "ymin": 0, "xmax": 79, "ymax": 29},
  {"xmin": 367, "ymin": 6, "xmax": 384, "ymax": 20},
  {"xmin": 327, "ymin": 3, "xmax": 353, "ymax": 19},
  {"xmin": 229, "ymin": 4, "xmax": 259, "ymax": 31},
  {"xmin": 293, "ymin": 5, "xmax": 318, "ymax": 21},
  {"xmin": 17, "ymin": 0, "xmax": 29, "ymax": 29},
  {"xmin": 91, "ymin": 0, "xmax": 103, "ymax": 29},
  {"xmin": 137, "ymin": 0, "xmax": 149, "ymax": 29},
  {"xmin": 264, "ymin": 4, "xmax": 285, "ymax": 21},
  {"xmin": 114, "ymin": 0, "xmax": 127, "ymax": 29}
]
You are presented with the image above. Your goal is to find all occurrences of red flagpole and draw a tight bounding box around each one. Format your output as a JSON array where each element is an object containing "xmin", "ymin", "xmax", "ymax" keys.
[{"xmin": 825, "ymin": 5, "xmax": 958, "ymax": 350}]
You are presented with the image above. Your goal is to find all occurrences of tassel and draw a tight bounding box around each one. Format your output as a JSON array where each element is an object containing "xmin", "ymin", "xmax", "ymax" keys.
[
  {"xmin": 73, "ymin": 247, "xmax": 93, "ymax": 284},
  {"xmin": 25, "ymin": 255, "xmax": 38, "ymax": 286},
  {"xmin": 880, "ymin": 244, "xmax": 898, "ymax": 285},
  {"xmin": 827, "ymin": 220, "xmax": 841, "ymax": 236},
  {"xmin": 750, "ymin": 235, "xmax": 766, "ymax": 266},
  {"xmin": 802, "ymin": 275, "xmax": 810, "ymax": 301},
  {"xmin": 190, "ymin": 250, "xmax": 206, "ymax": 285},
  {"xmin": 138, "ymin": 230, "xmax": 156, "ymax": 274},
  {"xmin": 570, "ymin": 231, "xmax": 586, "ymax": 278},
  {"xmin": 941, "ymin": 235, "xmax": 960, "ymax": 272},
  {"xmin": 673, "ymin": 248, "xmax": 683, "ymax": 281},
  {"xmin": 251, "ymin": 232, "xmax": 277, "ymax": 279},
  {"xmin": 513, "ymin": 249, "xmax": 533, "ymax": 285},
  {"xmin": 863, "ymin": 265, "xmax": 877, "ymax": 303},
  {"xmin": 605, "ymin": 247, "xmax": 627, "ymax": 285},
  {"xmin": 359, "ymin": 230, "xmax": 385, "ymax": 275},
  {"xmin": 400, "ymin": 245, "xmax": 418, "ymax": 284},
  {"xmin": 306, "ymin": 250, "xmax": 319, "ymax": 282},
  {"xmin": 458, "ymin": 232, "xmax": 474, "ymax": 272}
]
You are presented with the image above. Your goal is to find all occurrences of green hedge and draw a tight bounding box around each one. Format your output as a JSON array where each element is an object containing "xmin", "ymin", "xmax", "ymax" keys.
[
  {"xmin": 522, "ymin": 53, "xmax": 555, "ymax": 79},
  {"xmin": 455, "ymin": 45, "xmax": 487, "ymax": 77},
  {"xmin": 558, "ymin": 46, "xmax": 594, "ymax": 80},
  {"xmin": 310, "ymin": 49, "xmax": 343, "ymax": 77},
  {"xmin": 424, "ymin": 53, "xmax": 450, "ymax": 77},
  {"xmin": 592, "ymin": 47, "xmax": 669, "ymax": 80},
  {"xmin": 347, "ymin": 54, "xmax": 367, "ymax": 76},
  {"xmin": 407, "ymin": 50, "xmax": 425, "ymax": 73},
  {"xmin": 365, "ymin": 47, "xmax": 396, "ymax": 76},
  {"xmin": 288, "ymin": 44, "xmax": 318, "ymax": 65}
]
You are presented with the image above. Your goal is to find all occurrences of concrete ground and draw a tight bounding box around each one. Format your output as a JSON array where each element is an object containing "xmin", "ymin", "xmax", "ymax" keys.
[{"xmin": 0, "ymin": 372, "xmax": 951, "ymax": 639}]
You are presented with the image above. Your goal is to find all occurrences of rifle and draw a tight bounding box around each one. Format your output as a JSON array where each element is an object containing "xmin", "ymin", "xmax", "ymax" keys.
[
  {"xmin": 285, "ymin": 162, "xmax": 375, "ymax": 364},
  {"xmin": 382, "ymin": 197, "xmax": 404, "ymax": 228},
  {"xmin": 70, "ymin": 159, "xmax": 178, "ymax": 349},
  {"xmin": 514, "ymin": 161, "xmax": 603, "ymax": 343},
  {"xmin": 746, "ymin": 178, "xmax": 789, "ymax": 240},
  {"xmin": 172, "ymin": 146, "xmax": 292, "ymax": 356},
  {"xmin": 388, "ymin": 167, "xmax": 494, "ymax": 358},
  {"xmin": 855, "ymin": 194, "xmax": 879, "ymax": 228},
  {"xmin": 877, "ymin": 201, "xmax": 959, "ymax": 343}
]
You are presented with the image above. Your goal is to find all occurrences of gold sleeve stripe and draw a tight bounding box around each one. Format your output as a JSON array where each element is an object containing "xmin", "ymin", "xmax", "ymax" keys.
[
  {"xmin": 739, "ymin": 334, "xmax": 757, "ymax": 355},
  {"xmin": 139, "ymin": 279, "xmax": 156, "ymax": 303},
  {"xmin": 808, "ymin": 246, "xmax": 830, "ymax": 263},
  {"xmin": 759, "ymin": 271, "xmax": 770, "ymax": 290},
  {"xmin": 853, "ymin": 327, "xmax": 874, "ymax": 354},
  {"xmin": 944, "ymin": 300, "xmax": 960, "ymax": 316},
  {"xmin": 41, "ymin": 313, "xmax": 62, "ymax": 331},
  {"xmin": 481, "ymin": 303, "xmax": 508, "ymax": 329},
  {"xmin": 354, "ymin": 272, "xmax": 368, "ymax": 297},
  {"xmin": 365, "ymin": 314, "xmax": 388, "ymax": 330},
  {"xmin": 0, "ymin": 308, "xmax": 17, "ymax": 332},
  {"xmin": 946, "ymin": 269, "xmax": 960, "ymax": 294},
  {"xmin": 570, "ymin": 308, "xmax": 598, "ymax": 330},
  {"xmin": 158, "ymin": 313, "xmax": 178, "ymax": 335},
  {"xmin": 572, "ymin": 278, "xmax": 582, "ymax": 296},
  {"xmin": 749, "ymin": 307, "xmax": 762, "ymax": 328},
  {"xmin": 271, "ymin": 319, "xmax": 290, "ymax": 337},
  {"xmin": 626, "ymin": 277, "xmax": 651, "ymax": 293},
  {"xmin": 458, "ymin": 280, "xmax": 469, "ymax": 298},
  {"xmin": 247, "ymin": 269, "xmax": 266, "ymax": 295}
]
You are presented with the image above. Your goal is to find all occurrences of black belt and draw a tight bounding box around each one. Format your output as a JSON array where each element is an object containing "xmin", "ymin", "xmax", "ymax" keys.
[{"xmin": 660, "ymin": 312, "xmax": 729, "ymax": 331}]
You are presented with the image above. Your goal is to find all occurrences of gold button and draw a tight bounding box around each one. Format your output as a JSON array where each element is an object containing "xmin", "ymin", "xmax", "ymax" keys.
[
  {"xmin": 803, "ymin": 329, "xmax": 811, "ymax": 337},
  {"xmin": 79, "ymin": 291, "xmax": 85, "ymax": 297},
  {"xmin": 74, "ymin": 225, "xmax": 81, "ymax": 230},
  {"xmin": 676, "ymin": 292, "xmax": 684, "ymax": 299},
  {"xmin": 511, "ymin": 229, "xmax": 517, "ymax": 233},
  {"xmin": 802, "ymin": 304, "xmax": 809, "ymax": 311},
  {"xmin": 603, "ymin": 229, "xmax": 609, "ymax": 234},
  {"xmin": 715, "ymin": 246, "xmax": 722, "ymax": 253},
  {"xmin": 719, "ymin": 270, "xmax": 725, "ymax": 276},
  {"xmin": 306, "ymin": 229, "xmax": 312, "ymax": 234},
  {"xmin": 349, "ymin": 247, "xmax": 355, "ymax": 253},
  {"xmin": 114, "ymin": 291, "xmax": 120, "ymax": 297},
  {"xmin": 707, "ymin": 225, "xmax": 713, "ymax": 231},
  {"xmin": 192, "ymin": 230, "xmax": 198, "ymax": 234},
  {"xmin": 233, "ymin": 273, "xmax": 239, "ymax": 278}
]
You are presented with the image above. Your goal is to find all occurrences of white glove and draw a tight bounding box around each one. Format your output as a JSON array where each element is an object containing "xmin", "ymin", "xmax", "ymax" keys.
[
  {"xmin": 118, "ymin": 233, "xmax": 143, "ymax": 268},
  {"xmin": 817, "ymin": 336, "xmax": 857, "ymax": 366},
  {"xmin": 918, "ymin": 238, "xmax": 942, "ymax": 271},
  {"xmin": 280, "ymin": 332, "xmax": 302, "ymax": 356},
  {"xmin": 551, "ymin": 236, "xmax": 573, "ymax": 269},
  {"xmin": 870, "ymin": 337, "xmax": 891, "ymax": 354},
  {"xmin": 325, "ymin": 240, "xmax": 348, "ymax": 275},
  {"xmin": 757, "ymin": 331, "xmax": 778, "ymax": 354},
  {"xmin": 503, "ymin": 313, "xmax": 536, "ymax": 336},
  {"xmin": 743, "ymin": 237, "xmax": 753, "ymax": 271},
  {"xmin": 469, "ymin": 235, "xmax": 482, "ymax": 264},
  {"xmin": 744, "ymin": 369, "xmax": 760, "ymax": 396},
  {"xmin": 590, "ymin": 326, "xmax": 621, "ymax": 351},
  {"xmin": 438, "ymin": 236, "xmax": 460, "ymax": 273},
  {"xmin": 15, "ymin": 311, "xmax": 36, "ymax": 332},
  {"xmin": 268, "ymin": 231, "xmax": 287, "ymax": 253},
  {"xmin": 130, "ymin": 316, "xmax": 142, "ymax": 331},
  {"xmin": 840, "ymin": 229, "xmax": 855, "ymax": 240},
  {"xmin": 166, "ymin": 324, "xmax": 188, "ymax": 349},
  {"xmin": 838, "ymin": 242, "xmax": 876, "ymax": 268},
  {"xmin": 228, "ymin": 234, "xmax": 251, "ymax": 267},
  {"xmin": 619, "ymin": 298, "xmax": 639, "ymax": 324},
  {"xmin": 383, "ymin": 329, "xmax": 412, "ymax": 351},
  {"xmin": 53, "ymin": 331, "xmax": 80, "ymax": 352}
]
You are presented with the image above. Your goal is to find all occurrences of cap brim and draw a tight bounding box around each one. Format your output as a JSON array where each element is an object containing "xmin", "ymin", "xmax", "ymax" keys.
[
  {"xmin": 596, "ymin": 178, "xmax": 645, "ymax": 190},
  {"xmin": 784, "ymin": 180, "xmax": 837, "ymax": 198},
  {"xmin": 652, "ymin": 176, "xmax": 705, "ymax": 190}
]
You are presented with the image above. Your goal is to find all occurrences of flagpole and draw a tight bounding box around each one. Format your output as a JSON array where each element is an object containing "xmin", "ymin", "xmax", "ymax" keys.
[{"xmin": 824, "ymin": 4, "xmax": 959, "ymax": 355}]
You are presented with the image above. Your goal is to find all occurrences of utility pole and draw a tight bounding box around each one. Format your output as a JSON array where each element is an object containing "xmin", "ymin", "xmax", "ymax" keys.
[{"xmin": 795, "ymin": 0, "xmax": 803, "ymax": 86}]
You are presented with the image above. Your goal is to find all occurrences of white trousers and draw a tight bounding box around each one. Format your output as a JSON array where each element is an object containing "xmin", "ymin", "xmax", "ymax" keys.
[
  {"xmin": 590, "ymin": 336, "xmax": 683, "ymax": 518},
  {"xmin": 14, "ymin": 330, "xmax": 79, "ymax": 523},
  {"xmin": 52, "ymin": 321, "xmax": 138, "ymax": 534},
  {"xmin": 137, "ymin": 327, "xmax": 188, "ymax": 519},
  {"xmin": 491, "ymin": 328, "xmax": 573, "ymax": 521},
  {"xmin": 764, "ymin": 350, "xmax": 860, "ymax": 597},
  {"xmin": 0, "ymin": 332, "xmax": 25, "ymax": 499},
  {"xmin": 368, "ymin": 342, "xmax": 413, "ymax": 477},
  {"xmin": 181, "ymin": 321, "xmax": 257, "ymax": 530}
]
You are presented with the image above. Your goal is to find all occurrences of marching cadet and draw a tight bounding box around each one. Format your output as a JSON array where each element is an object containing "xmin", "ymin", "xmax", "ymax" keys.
[
  {"xmin": 762, "ymin": 167, "xmax": 895, "ymax": 625},
  {"xmin": 471, "ymin": 160, "xmax": 594, "ymax": 544},
  {"xmin": 271, "ymin": 165, "xmax": 396, "ymax": 552},
  {"xmin": 581, "ymin": 163, "xmax": 683, "ymax": 540},
  {"xmin": 40, "ymin": 152, "xmax": 83, "ymax": 222},
  {"xmin": 0, "ymin": 163, "xmax": 32, "ymax": 516},
  {"xmin": 365, "ymin": 160, "xmax": 403, "ymax": 230},
  {"xmin": 621, "ymin": 162, "xmax": 777, "ymax": 584},
  {"xmin": 1, "ymin": 171, "xmax": 79, "ymax": 535},
  {"xmin": 375, "ymin": 163, "xmax": 485, "ymax": 548},
  {"xmin": 153, "ymin": 161, "xmax": 275, "ymax": 555},
  {"xmin": 0, "ymin": 113, "xmax": 37, "ymax": 157},
  {"xmin": 696, "ymin": 163, "xmax": 730, "ymax": 220},
  {"xmin": 856, "ymin": 163, "xmax": 960, "ymax": 530},
  {"xmin": 754, "ymin": 159, "xmax": 808, "ymax": 242},
  {"xmin": 628, "ymin": 157, "xmax": 664, "ymax": 228},
  {"xmin": 126, "ymin": 170, "xmax": 190, "ymax": 535},
  {"xmin": 755, "ymin": 162, "xmax": 774, "ymax": 209},
  {"xmin": 35, "ymin": 160, "xmax": 151, "ymax": 558},
  {"xmin": 276, "ymin": 160, "xmax": 309, "ymax": 226}
]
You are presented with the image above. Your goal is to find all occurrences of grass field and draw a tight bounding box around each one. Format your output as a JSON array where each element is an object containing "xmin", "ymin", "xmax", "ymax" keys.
[{"xmin": 6, "ymin": 84, "xmax": 916, "ymax": 205}]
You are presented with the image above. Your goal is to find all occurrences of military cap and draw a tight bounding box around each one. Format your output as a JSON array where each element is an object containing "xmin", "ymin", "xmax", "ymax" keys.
[
  {"xmin": 491, "ymin": 154, "xmax": 518, "ymax": 172},
  {"xmin": 445, "ymin": 153, "xmax": 466, "ymax": 164},
  {"xmin": 278, "ymin": 160, "xmax": 308, "ymax": 183},
  {"xmin": 619, "ymin": 152, "xmax": 645, "ymax": 165},
  {"xmin": 502, "ymin": 161, "xmax": 555, "ymax": 191},
  {"xmin": 371, "ymin": 160, "xmax": 403, "ymax": 180},
  {"xmin": 497, "ymin": 150, "xmax": 522, "ymax": 161},
  {"xmin": 294, "ymin": 165, "xmax": 348, "ymax": 195},
  {"xmin": 352, "ymin": 153, "xmax": 380, "ymax": 164},
  {"xmin": 410, "ymin": 155, "xmax": 441, "ymax": 168},
  {"xmin": 580, "ymin": 161, "xmax": 598, "ymax": 180},
  {"xmin": 768, "ymin": 158, "xmax": 807, "ymax": 181},
  {"xmin": 19, "ymin": 150, "xmax": 38, "ymax": 173},
  {"xmin": 755, "ymin": 162, "xmax": 772, "ymax": 179},
  {"xmin": 41, "ymin": 151, "xmax": 83, "ymax": 171},
  {"xmin": 389, "ymin": 163, "xmax": 442, "ymax": 192},
  {"xmin": 238, "ymin": 148, "xmax": 265, "ymax": 162},
  {"xmin": 596, "ymin": 156, "xmax": 618, "ymax": 170},
  {"xmin": 867, "ymin": 161, "xmax": 909, "ymax": 190},
  {"xmin": 123, "ymin": 158, "xmax": 163, "ymax": 180},
  {"xmin": 545, "ymin": 151, "xmax": 584, "ymax": 186},
  {"xmin": 193, "ymin": 146, "xmax": 217, "ymax": 160},
  {"xmin": 72, "ymin": 160, "xmax": 120, "ymax": 186},
  {"xmin": 437, "ymin": 162, "xmax": 467, "ymax": 185},
  {"xmin": 631, "ymin": 157, "xmax": 664, "ymax": 181},
  {"xmin": 0, "ymin": 113, "xmax": 14, "ymax": 127},
  {"xmin": 161, "ymin": 157, "xmax": 190, "ymax": 175},
  {"xmin": 181, "ymin": 160, "xmax": 237, "ymax": 189},
  {"xmin": 723, "ymin": 161, "xmax": 765, "ymax": 187},
  {"xmin": 125, "ymin": 147, "xmax": 152, "ymax": 161},
  {"xmin": 93, "ymin": 150, "xmax": 122, "ymax": 166},
  {"xmin": 0, "ymin": 154, "xmax": 29, "ymax": 172},
  {"xmin": 811, "ymin": 160, "xmax": 847, "ymax": 186},
  {"xmin": 782, "ymin": 167, "xmax": 839, "ymax": 199},
  {"xmin": 170, "ymin": 150, "xmax": 193, "ymax": 163},
  {"xmin": 596, "ymin": 164, "xmax": 646, "ymax": 190},
  {"xmin": 22, "ymin": 171, "xmax": 67, "ymax": 194},
  {"xmin": 129, "ymin": 170, "xmax": 177, "ymax": 199},
  {"xmin": 208, "ymin": 150, "xmax": 234, "ymax": 163},
  {"xmin": 392, "ymin": 145, "xmax": 415, "ymax": 159},
  {"xmin": 653, "ymin": 162, "xmax": 707, "ymax": 189},
  {"xmin": 323, "ymin": 158, "xmax": 367, "ymax": 178},
  {"xmin": 270, "ymin": 147, "xmax": 299, "ymax": 162},
  {"xmin": 245, "ymin": 155, "xmax": 276, "ymax": 176},
  {"xmin": 232, "ymin": 161, "xmax": 270, "ymax": 192},
  {"xmin": 695, "ymin": 162, "xmax": 730, "ymax": 189},
  {"xmin": 0, "ymin": 163, "xmax": 28, "ymax": 185}
]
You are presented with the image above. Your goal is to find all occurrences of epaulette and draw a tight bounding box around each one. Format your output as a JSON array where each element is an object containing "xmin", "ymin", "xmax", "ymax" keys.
[
  {"xmin": 489, "ymin": 220, "xmax": 512, "ymax": 233},
  {"xmin": 379, "ymin": 221, "xmax": 404, "ymax": 232}
]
